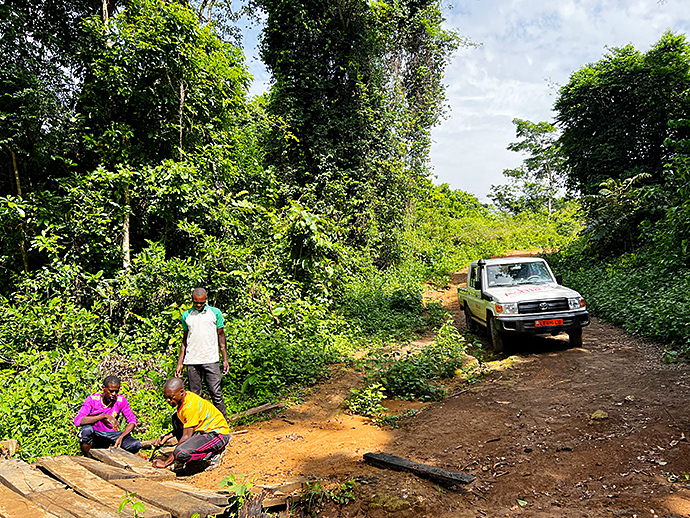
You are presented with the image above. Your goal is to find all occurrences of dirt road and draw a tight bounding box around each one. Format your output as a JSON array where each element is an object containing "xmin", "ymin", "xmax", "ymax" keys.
[{"xmin": 192, "ymin": 274, "xmax": 690, "ymax": 517}]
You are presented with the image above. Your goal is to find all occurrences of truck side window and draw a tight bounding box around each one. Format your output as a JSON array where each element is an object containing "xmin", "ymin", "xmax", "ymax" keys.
[{"xmin": 469, "ymin": 265, "xmax": 477, "ymax": 289}]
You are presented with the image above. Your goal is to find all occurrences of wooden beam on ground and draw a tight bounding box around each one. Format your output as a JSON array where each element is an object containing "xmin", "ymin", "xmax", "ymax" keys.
[
  {"xmin": 88, "ymin": 449, "xmax": 175, "ymax": 480},
  {"xmin": 227, "ymin": 402, "xmax": 284, "ymax": 423},
  {"xmin": 70, "ymin": 456, "xmax": 140, "ymax": 481},
  {"xmin": 160, "ymin": 480, "xmax": 230, "ymax": 506},
  {"xmin": 0, "ymin": 439, "xmax": 18, "ymax": 457},
  {"xmin": 0, "ymin": 459, "xmax": 66, "ymax": 495},
  {"xmin": 141, "ymin": 438, "xmax": 178, "ymax": 450},
  {"xmin": 0, "ymin": 483, "xmax": 60, "ymax": 518},
  {"xmin": 109, "ymin": 478, "xmax": 224, "ymax": 518},
  {"xmin": 35, "ymin": 456, "xmax": 170, "ymax": 518},
  {"xmin": 27, "ymin": 488, "xmax": 122, "ymax": 518},
  {"xmin": 363, "ymin": 452, "xmax": 475, "ymax": 488}
]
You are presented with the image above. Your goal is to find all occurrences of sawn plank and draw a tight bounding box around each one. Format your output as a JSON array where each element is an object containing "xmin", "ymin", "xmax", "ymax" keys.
[
  {"xmin": 35, "ymin": 456, "xmax": 170, "ymax": 518},
  {"xmin": 109, "ymin": 478, "xmax": 224, "ymax": 518}
]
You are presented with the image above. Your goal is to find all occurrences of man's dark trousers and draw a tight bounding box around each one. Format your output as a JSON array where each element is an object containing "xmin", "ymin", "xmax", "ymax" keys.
[{"xmin": 186, "ymin": 363, "xmax": 227, "ymax": 418}]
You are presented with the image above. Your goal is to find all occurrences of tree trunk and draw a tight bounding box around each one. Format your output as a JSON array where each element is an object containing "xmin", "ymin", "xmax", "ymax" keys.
[
  {"xmin": 179, "ymin": 81, "xmax": 186, "ymax": 155},
  {"xmin": 5, "ymin": 145, "xmax": 29, "ymax": 273},
  {"xmin": 122, "ymin": 187, "xmax": 131, "ymax": 270}
]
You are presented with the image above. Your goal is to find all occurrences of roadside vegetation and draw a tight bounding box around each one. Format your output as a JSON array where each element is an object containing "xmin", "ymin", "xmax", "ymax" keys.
[{"xmin": 2, "ymin": 0, "xmax": 688, "ymax": 471}]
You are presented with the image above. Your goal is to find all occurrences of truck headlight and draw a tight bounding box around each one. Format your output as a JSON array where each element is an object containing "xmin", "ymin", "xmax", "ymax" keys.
[
  {"xmin": 568, "ymin": 297, "xmax": 585, "ymax": 310},
  {"xmin": 495, "ymin": 302, "xmax": 518, "ymax": 314}
]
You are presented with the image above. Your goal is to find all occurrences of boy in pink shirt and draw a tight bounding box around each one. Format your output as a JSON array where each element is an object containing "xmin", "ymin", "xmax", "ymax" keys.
[{"xmin": 74, "ymin": 375, "xmax": 141, "ymax": 456}]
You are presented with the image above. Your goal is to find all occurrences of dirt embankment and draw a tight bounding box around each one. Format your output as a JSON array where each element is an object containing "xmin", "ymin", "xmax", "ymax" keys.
[{"xmin": 192, "ymin": 271, "xmax": 690, "ymax": 518}]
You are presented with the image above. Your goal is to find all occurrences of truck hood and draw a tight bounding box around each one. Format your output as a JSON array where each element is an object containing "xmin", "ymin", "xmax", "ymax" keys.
[{"xmin": 485, "ymin": 283, "xmax": 581, "ymax": 302}]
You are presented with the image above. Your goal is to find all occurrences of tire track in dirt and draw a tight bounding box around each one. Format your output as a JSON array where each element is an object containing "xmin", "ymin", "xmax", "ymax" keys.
[{"xmin": 191, "ymin": 265, "xmax": 690, "ymax": 518}]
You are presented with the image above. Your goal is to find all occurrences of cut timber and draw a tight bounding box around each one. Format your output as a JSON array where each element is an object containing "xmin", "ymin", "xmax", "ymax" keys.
[
  {"xmin": 36, "ymin": 456, "xmax": 170, "ymax": 518},
  {"xmin": 70, "ymin": 456, "xmax": 140, "ymax": 481},
  {"xmin": 0, "ymin": 459, "xmax": 66, "ymax": 495},
  {"xmin": 141, "ymin": 438, "xmax": 178, "ymax": 450},
  {"xmin": 0, "ymin": 439, "xmax": 18, "ymax": 456},
  {"xmin": 363, "ymin": 452, "xmax": 475, "ymax": 488},
  {"xmin": 160, "ymin": 480, "xmax": 230, "ymax": 506},
  {"xmin": 227, "ymin": 402, "xmax": 284, "ymax": 423},
  {"xmin": 256, "ymin": 477, "xmax": 310, "ymax": 494},
  {"xmin": 27, "ymin": 488, "xmax": 122, "ymax": 518},
  {"xmin": 89, "ymin": 448, "xmax": 175, "ymax": 480},
  {"xmin": 0, "ymin": 483, "xmax": 60, "ymax": 518},
  {"xmin": 110, "ymin": 478, "xmax": 224, "ymax": 518},
  {"xmin": 256, "ymin": 477, "xmax": 309, "ymax": 508}
]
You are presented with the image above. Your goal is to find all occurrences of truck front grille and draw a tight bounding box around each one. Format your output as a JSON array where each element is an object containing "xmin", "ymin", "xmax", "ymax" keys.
[{"xmin": 518, "ymin": 298, "xmax": 569, "ymax": 314}]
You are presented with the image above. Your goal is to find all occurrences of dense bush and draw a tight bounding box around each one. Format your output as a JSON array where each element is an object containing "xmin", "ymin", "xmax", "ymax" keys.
[
  {"xmin": 405, "ymin": 183, "xmax": 582, "ymax": 283},
  {"xmin": 364, "ymin": 320, "xmax": 470, "ymax": 402},
  {"xmin": 548, "ymin": 250, "xmax": 690, "ymax": 352}
]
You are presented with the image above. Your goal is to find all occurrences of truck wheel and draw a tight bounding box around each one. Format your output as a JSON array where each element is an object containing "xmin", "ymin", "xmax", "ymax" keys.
[
  {"xmin": 568, "ymin": 329, "xmax": 583, "ymax": 348},
  {"xmin": 464, "ymin": 304, "xmax": 477, "ymax": 333},
  {"xmin": 488, "ymin": 315, "xmax": 504, "ymax": 353}
]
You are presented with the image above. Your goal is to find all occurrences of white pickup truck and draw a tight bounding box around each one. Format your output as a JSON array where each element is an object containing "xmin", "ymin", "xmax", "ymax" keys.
[{"xmin": 458, "ymin": 256, "xmax": 589, "ymax": 352}]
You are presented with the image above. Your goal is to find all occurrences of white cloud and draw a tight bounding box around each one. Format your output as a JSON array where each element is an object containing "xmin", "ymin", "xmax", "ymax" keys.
[
  {"xmin": 241, "ymin": 1, "xmax": 690, "ymax": 200},
  {"xmin": 432, "ymin": 0, "xmax": 690, "ymax": 200}
]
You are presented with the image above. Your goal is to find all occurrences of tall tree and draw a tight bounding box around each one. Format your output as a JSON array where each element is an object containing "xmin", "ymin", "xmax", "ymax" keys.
[
  {"xmin": 555, "ymin": 31, "xmax": 690, "ymax": 195},
  {"xmin": 256, "ymin": 0, "xmax": 460, "ymax": 263},
  {"xmin": 489, "ymin": 118, "xmax": 566, "ymax": 214}
]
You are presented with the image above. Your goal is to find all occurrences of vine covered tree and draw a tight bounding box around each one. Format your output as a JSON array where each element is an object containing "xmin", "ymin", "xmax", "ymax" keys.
[{"xmin": 256, "ymin": 0, "xmax": 462, "ymax": 263}]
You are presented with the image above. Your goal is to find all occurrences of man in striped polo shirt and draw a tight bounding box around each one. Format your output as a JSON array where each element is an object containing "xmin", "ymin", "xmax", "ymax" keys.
[{"xmin": 175, "ymin": 287, "xmax": 229, "ymax": 418}]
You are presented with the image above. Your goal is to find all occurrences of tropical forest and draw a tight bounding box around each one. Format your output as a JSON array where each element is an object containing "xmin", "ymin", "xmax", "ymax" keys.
[{"xmin": 1, "ymin": 1, "xmax": 690, "ymax": 516}]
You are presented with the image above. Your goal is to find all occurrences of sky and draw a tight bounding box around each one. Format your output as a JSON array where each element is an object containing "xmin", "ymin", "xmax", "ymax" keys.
[{"xmin": 242, "ymin": 1, "xmax": 690, "ymax": 201}]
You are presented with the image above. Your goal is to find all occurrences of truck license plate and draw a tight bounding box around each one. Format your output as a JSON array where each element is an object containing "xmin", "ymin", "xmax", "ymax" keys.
[{"xmin": 535, "ymin": 319, "xmax": 563, "ymax": 327}]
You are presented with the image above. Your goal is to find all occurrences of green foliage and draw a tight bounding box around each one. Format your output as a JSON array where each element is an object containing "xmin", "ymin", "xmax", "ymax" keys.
[
  {"xmin": 118, "ymin": 492, "xmax": 146, "ymax": 517},
  {"xmin": 548, "ymin": 250, "xmax": 690, "ymax": 352},
  {"xmin": 301, "ymin": 479, "xmax": 357, "ymax": 515},
  {"xmin": 219, "ymin": 473, "xmax": 253, "ymax": 513},
  {"xmin": 345, "ymin": 383, "xmax": 387, "ymax": 418},
  {"xmin": 555, "ymin": 31, "xmax": 690, "ymax": 196},
  {"xmin": 365, "ymin": 320, "xmax": 468, "ymax": 401},
  {"xmin": 490, "ymin": 118, "xmax": 567, "ymax": 214},
  {"xmin": 331, "ymin": 478, "xmax": 357, "ymax": 506},
  {"xmin": 257, "ymin": 0, "xmax": 464, "ymax": 262},
  {"xmin": 406, "ymin": 182, "xmax": 582, "ymax": 284}
]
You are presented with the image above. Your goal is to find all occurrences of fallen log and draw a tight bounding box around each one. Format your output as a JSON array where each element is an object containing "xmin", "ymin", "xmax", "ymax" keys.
[
  {"xmin": 228, "ymin": 402, "xmax": 284, "ymax": 423},
  {"xmin": 363, "ymin": 452, "xmax": 474, "ymax": 488}
]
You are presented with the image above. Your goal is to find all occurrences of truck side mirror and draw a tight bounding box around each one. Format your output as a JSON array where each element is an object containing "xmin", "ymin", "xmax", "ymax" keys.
[
  {"xmin": 555, "ymin": 273, "xmax": 562, "ymax": 285},
  {"xmin": 474, "ymin": 278, "xmax": 482, "ymax": 291}
]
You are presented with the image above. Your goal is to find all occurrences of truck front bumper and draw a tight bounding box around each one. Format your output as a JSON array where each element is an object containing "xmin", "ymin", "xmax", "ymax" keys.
[{"xmin": 496, "ymin": 310, "xmax": 590, "ymax": 334}]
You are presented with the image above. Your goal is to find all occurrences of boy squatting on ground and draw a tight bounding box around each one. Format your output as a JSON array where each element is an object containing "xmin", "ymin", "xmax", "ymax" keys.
[
  {"xmin": 74, "ymin": 375, "xmax": 141, "ymax": 457},
  {"xmin": 152, "ymin": 377, "xmax": 231, "ymax": 469}
]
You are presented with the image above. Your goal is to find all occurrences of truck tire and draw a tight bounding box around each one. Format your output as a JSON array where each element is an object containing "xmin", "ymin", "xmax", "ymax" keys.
[
  {"xmin": 488, "ymin": 315, "xmax": 504, "ymax": 353},
  {"xmin": 464, "ymin": 304, "xmax": 478, "ymax": 334},
  {"xmin": 568, "ymin": 328, "xmax": 583, "ymax": 348}
]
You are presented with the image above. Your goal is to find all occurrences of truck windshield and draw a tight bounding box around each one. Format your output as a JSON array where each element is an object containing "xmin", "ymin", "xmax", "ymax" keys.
[{"xmin": 486, "ymin": 262, "xmax": 554, "ymax": 287}]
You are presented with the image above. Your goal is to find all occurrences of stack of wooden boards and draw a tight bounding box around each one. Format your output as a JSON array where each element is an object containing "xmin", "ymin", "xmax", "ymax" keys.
[{"xmin": 0, "ymin": 449, "xmax": 232, "ymax": 518}]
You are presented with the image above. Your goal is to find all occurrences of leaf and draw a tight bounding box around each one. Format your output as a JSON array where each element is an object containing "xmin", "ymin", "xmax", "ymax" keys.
[
  {"xmin": 659, "ymin": 461, "xmax": 668, "ymax": 465},
  {"xmin": 517, "ymin": 499, "xmax": 528, "ymax": 506}
]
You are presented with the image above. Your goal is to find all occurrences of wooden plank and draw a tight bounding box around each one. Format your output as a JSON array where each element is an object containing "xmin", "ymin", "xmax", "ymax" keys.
[
  {"xmin": 70, "ymin": 457, "xmax": 140, "ymax": 481},
  {"xmin": 0, "ymin": 459, "xmax": 66, "ymax": 495},
  {"xmin": 0, "ymin": 483, "xmax": 60, "ymax": 518},
  {"xmin": 0, "ymin": 439, "xmax": 19, "ymax": 456},
  {"xmin": 110, "ymin": 478, "xmax": 224, "ymax": 518},
  {"xmin": 35, "ymin": 456, "xmax": 171, "ymax": 518},
  {"xmin": 27, "ymin": 488, "xmax": 122, "ymax": 518},
  {"xmin": 160, "ymin": 481, "xmax": 230, "ymax": 506},
  {"xmin": 89, "ymin": 449, "xmax": 175, "ymax": 480},
  {"xmin": 228, "ymin": 402, "xmax": 284, "ymax": 423},
  {"xmin": 363, "ymin": 452, "xmax": 475, "ymax": 487}
]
